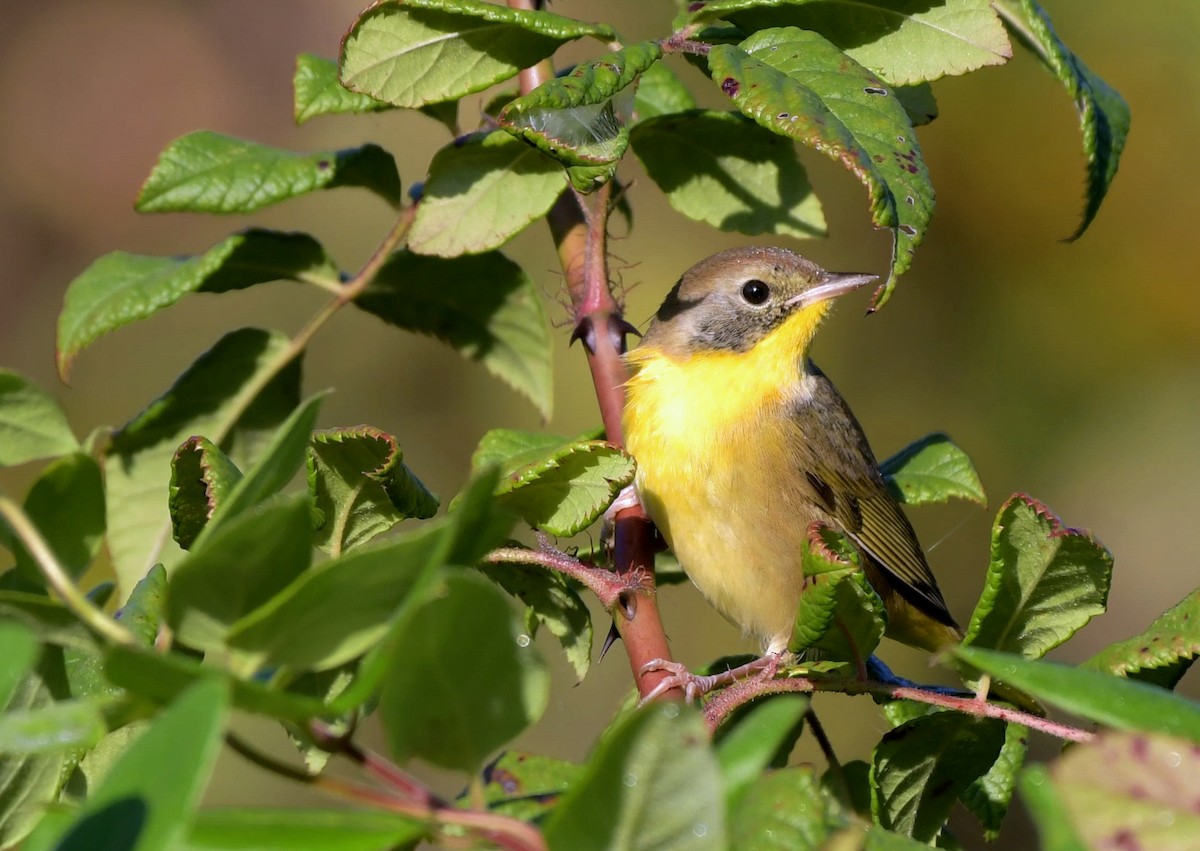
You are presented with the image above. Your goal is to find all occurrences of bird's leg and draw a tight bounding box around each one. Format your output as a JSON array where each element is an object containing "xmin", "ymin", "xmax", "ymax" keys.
[
  {"xmin": 601, "ymin": 484, "xmax": 641, "ymax": 550},
  {"xmin": 639, "ymin": 650, "xmax": 789, "ymax": 705}
]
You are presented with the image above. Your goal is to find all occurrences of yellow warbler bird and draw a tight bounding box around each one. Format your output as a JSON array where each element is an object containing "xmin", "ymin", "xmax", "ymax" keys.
[{"xmin": 623, "ymin": 247, "xmax": 961, "ymax": 687}]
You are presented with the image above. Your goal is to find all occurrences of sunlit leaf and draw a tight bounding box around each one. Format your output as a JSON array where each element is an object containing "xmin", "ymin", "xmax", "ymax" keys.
[
  {"xmin": 879, "ymin": 432, "xmax": 985, "ymax": 506},
  {"xmin": 1085, "ymin": 588, "xmax": 1200, "ymax": 690},
  {"xmin": 0, "ymin": 370, "xmax": 79, "ymax": 467},
  {"xmin": 294, "ymin": 53, "xmax": 393, "ymax": 124}
]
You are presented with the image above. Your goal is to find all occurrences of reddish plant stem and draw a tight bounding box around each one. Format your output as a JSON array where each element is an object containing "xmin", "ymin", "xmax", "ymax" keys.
[
  {"xmin": 702, "ymin": 674, "xmax": 1094, "ymax": 743},
  {"xmin": 509, "ymin": 0, "xmax": 680, "ymax": 701}
]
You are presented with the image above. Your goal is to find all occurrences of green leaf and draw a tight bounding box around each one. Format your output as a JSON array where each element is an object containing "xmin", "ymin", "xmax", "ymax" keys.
[
  {"xmin": 340, "ymin": 0, "xmax": 614, "ymax": 108},
  {"xmin": 994, "ymin": 0, "xmax": 1130, "ymax": 240},
  {"xmin": 307, "ymin": 426, "xmax": 439, "ymax": 555},
  {"xmin": 500, "ymin": 42, "xmax": 662, "ymax": 168},
  {"xmin": 103, "ymin": 644, "xmax": 325, "ymax": 724},
  {"xmin": 21, "ymin": 680, "xmax": 228, "ymax": 851},
  {"xmin": 408, "ymin": 131, "xmax": 566, "ymax": 257},
  {"xmin": 631, "ymin": 110, "xmax": 825, "ymax": 238},
  {"xmin": 114, "ymin": 565, "xmax": 168, "ymax": 647},
  {"xmin": 730, "ymin": 766, "xmax": 845, "ymax": 849},
  {"xmin": 871, "ymin": 712, "xmax": 1006, "ymax": 842},
  {"xmin": 136, "ymin": 131, "xmax": 400, "ymax": 213},
  {"xmin": 694, "ymin": 0, "xmax": 1012, "ymax": 86},
  {"xmin": 11, "ymin": 454, "xmax": 105, "ymax": 586},
  {"xmin": 894, "ymin": 83, "xmax": 938, "ymax": 127},
  {"xmin": 166, "ymin": 495, "xmax": 313, "ymax": 652},
  {"xmin": 708, "ymin": 28, "xmax": 933, "ymax": 307},
  {"xmin": 57, "ymin": 231, "xmax": 338, "ymax": 378},
  {"xmin": 956, "ymin": 646, "xmax": 1200, "ymax": 743},
  {"xmin": 170, "ymin": 437, "xmax": 243, "ymax": 551},
  {"xmin": 356, "ymin": 250, "xmax": 552, "ymax": 417},
  {"xmin": 790, "ymin": 525, "xmax": 885, "ymax": 660},
  {"xmin": 0, "ymin": 638, "xmax": 69, "ymax": 849},
  {"xmin": 714, "ymin": 694, "xmax": 809, "ymax": 808},
  {"xmin": 960, "ymin": 722, "xmax": 1028, "ymax": 840},
  {"xmin": 879, "ymin": 432, "xmax": 985, "ymax": 506},
  {"xmin": 226, "ymin": 520, "xmax": 453, "ymax": 672},
  {"xmin": 1052, "ymin": 731, "xmax": 1200, "ymax": 849},
  {"xmin": 1085, "ymin": 588, "xmax": 1200, "ymax": 689},
  {"xmin": 962, "ymin": 494, "xmax": 1112, "ymax": 658},
  {"xmin": 198, "ymin": 394, "xmax": 325, "ymax": 540},
  {"xmin": 472, "ymin": 430, "xmax": 635, "ymax": 536},
  {"xmin": 0, "ymin": 698, "xmax": 107, "ymax": 756},
  {"xmin": 0, "ymin": 593, "xmax": 94, "ymax": 650},
  {"xmin": 182, "ymin": 808, "xmax": 427, "ymax": 851},
  {"xmin": 632, "ymin": 60, "xmax": 697, "ymax": 123},
  {"xmin": 481, "ymin": 751, "xmax": 581, "ymax": 822},
  {"xmin": 104, "ymin": 328, "xmax": 302, "ymax": 595},
  {"xmin": 0, "ymin": 370, "xmax": 78, "ymax": 467},
  {"xmin": 378, "ymin": 570, "xmax": 548, "ymax": 772},
  {"xmin": 294, "ymin": 53, "xmax": 393, "ymax": 124},
  {"xmin": 544, "ymin": 703, "xmax": 726, "ymax": 850},
  {"xmin": 1018, "ymin": 766, "xmax": 1089, "ymax": 851},
  {"xmin": 479, "ymin": 561, "xmax": 593, "ymax": 682}
]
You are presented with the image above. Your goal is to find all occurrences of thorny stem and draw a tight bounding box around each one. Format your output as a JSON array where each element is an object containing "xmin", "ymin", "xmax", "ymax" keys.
[
  {"xmin": 703, "ymin": 673, "xmax": 1095, "ymax": 743},
  {"xmin": 227, "ymin": 731, "xmax": 547, "ymax": 851},
  {"xmin": 0, "ymin": 494, "xmax": 135, "ymax": 647},
  {"xmin": 507, "ymin": 0, "xmax": 680, "ymax": 701}
]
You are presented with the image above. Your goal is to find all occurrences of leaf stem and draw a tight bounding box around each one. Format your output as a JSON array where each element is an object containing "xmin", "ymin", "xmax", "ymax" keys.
[{"xmin": 0, "ymin": 494, "xmax": 135, "ymax": 646}]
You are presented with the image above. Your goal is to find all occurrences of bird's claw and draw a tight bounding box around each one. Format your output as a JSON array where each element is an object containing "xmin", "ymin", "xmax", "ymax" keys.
[{"xmin": 639, "ymin": 658, "xmax": 722, "ymax": 704}]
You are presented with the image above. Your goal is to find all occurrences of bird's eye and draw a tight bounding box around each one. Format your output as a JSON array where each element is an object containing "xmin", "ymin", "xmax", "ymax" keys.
[{"xmin": 741, "ymin": 279, "xmax": 770, "ymax": 305}]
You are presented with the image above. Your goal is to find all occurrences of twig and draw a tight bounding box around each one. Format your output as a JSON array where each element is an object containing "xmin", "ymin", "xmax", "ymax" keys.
[
  {"xmin": 484, "ymin": 539, "xmax": 645, "ymax": 611},
  {"xmin": 805, "ymin": 708, "xmax": 848, "ymax": 801},
  {"xmin": 0, "ymin": 494, "xmax": 135, "ymax": 646},
  {"xmin": 701, "ymin": 672, "xmax": 1094, "ymax": 743}
]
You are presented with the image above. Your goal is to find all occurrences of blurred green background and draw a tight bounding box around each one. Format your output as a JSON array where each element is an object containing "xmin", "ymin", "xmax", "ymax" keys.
[{"xmin": 1, "ymin": 1, "xmax": 1196, "ymax": 846}]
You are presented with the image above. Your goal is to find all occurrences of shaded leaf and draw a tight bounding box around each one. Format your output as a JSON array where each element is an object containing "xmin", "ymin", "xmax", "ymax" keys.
[
  {"xmin": 879, "ymin": 432, "xmax": 985, "ymax": 506},
  {"xmin": 694, "ymin": 0, "xmax": 1012, "ymax": 85},
  {"xmin": 0, "ymin": 593, "xmax": 94, "ymax": 650},
  {"xmin": 894, "ymin": 83, "xmax": 938, "ymax": 127},
  {"xmin": 307, "ymin": 426, "xmax": 438, "ymax": 555},
  {"xmin": 709, "ymin": 28, "xmax": 933, "ymax": 307},
  {"xmin": 956, "ymin": 646, "xmax": 1200, "ymax": 744},
  {"xmin": 293, "ymin": 53, "xmax": 392, "ymax": 124},
  {"xmin": 104, "ymin": 328, "xmax": 302, "ymax": 595},
  {"xmin": 960, "ymin": 722, "xmax": 1028, "ymax": 840},
  {"xmin": 544, "ymin": 703, "xmax": 726, "ymax": 850},
  {"xmin": 166, "ymin": 496, "xmax": 313, "ymax": 651},
  {"xmin": 169, "ymin": 437, "xmax": 243, "ymax": 551},
  {"xmin": 632, "ymin": 60, "xmax": 697, "ymax": 122},
  {"xmin": 103, "ymin": 645, "xmax": 326, "ymax": 724},
  {"xmin": 631, "ymin": 110, "xmax": 825, "ymax": 238},
  {"xmin": 730, "ymin": 766, "xmax": 845, "ymax": 850},
  {"xmin": 12, "ymin": 454, "xmax": 104, "ymax": 586},
  {"xmin": 1085, "ymin": 588, "xmax": 1200, "ymax": 690},
  {"xmin": 340, "ymin": 0, "xmax": 614, "ymax": 108},
  {"xmin": 57, "ymin": 231, "xmax": 337, "ymax": 379},
  {"xmin": 136, "ymin": 131, "xmax": 400, "ymax": 213},
  {"xmin": 227, "ymin": 520, "xmax": 452, "ymax": 672},
  {"xmin": 962, "ymin": 494, "xmax": 1112, "ymax": 658},
  {"xmin": 479, "ymin": 561, "xmax": 593, "ymax": 681},
  {"xmin": 1018, "ymin": 765, "xmax": 1089, "ymax": 851},
  {"xmin": 20, "ymin": 680, "xmax": 228, "ymax": 851},
  {"xmin": 714, "ymin": 694, "xmax": 809, "ymax": 808},
  {"xmin": 356, "ymin": 251, "xmax": 552, "ymax": 417},
  {"xmin": 0, "ymin": 370, "xmax": 78, "ymax": 467},
  {"xmin": 871, "ymin": 712, "xmax": 1006, "ymax": 842},
  {"xmin": 1052, "ymin": 731, "xmax": 1200, "ymax": 849},
  {"xmin": 994, "ymin": 0, "xmax": 1130, "ymax": 240},
  {"xmin": 790, "ymin": 524, "xmax": 885, "ymax": 661},
  {"xmin": 500, "ymin": 42, "xmax": 662, "ymax": 167},
  {"xmin": 182, "ymin": 808, "xmax": 427, "ymax": 851},
  {"xmin": 114, "ymin": 565, "xmax": 168, "ymax": 647},
  {"xmin": 378, "ymin": 570, "xmax": 548, "ymax": 772},
  {"xmin": 408, "ymin": 131, "xmax": 566, "ymax": 257},
  {"xmin": 481, "ymin": 751, "xmax": 581, "ymax": 822}
]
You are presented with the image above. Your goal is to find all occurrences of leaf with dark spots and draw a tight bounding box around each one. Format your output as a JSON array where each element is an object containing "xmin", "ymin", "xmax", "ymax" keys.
[{"xmin": 1086, "ymin": 588, "xmax": 1200, "ymax": 690}]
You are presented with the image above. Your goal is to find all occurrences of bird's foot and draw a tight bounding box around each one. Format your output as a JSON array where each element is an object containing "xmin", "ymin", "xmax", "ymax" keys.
[
  {"xmin": 639, "ymin": 652, "xmax": 786, "ymax": 705},
  {"xmin": 601, "ymin": 484, "xmax": 642, "ymax": 546}
]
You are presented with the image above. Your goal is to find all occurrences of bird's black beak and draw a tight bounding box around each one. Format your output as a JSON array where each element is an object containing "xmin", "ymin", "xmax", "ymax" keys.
[{"xmin": 785, "ymin": 272, "xmax": 877, "ymax": 310}]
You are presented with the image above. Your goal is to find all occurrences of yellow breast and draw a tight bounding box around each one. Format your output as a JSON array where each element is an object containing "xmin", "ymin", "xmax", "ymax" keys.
[{"xmin": 623, "ymin": 321, "xmax": 823, "ymax": 651}]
